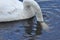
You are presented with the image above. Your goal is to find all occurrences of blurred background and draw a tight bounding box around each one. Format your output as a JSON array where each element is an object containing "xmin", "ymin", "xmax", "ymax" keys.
[{"xmin": 0, "ymin": 0, "xmax": 60, "ymax": 40}]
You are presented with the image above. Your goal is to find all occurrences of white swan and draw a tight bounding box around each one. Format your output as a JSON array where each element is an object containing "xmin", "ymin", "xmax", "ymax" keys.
[
  {"xmin": 0, "ymin": 0, "xmax": 43, "ymax": 22},
  {"xmin": 0, "ymin": 0, "xmax": 49, "ymax": 31}
]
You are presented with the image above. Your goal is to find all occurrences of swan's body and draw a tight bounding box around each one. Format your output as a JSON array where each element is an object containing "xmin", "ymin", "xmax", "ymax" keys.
[
  {"xmin": 0, "ymin": 0, "xmax": 26, "ymax": 22},
  {"xmin": 0, "ymin": 0, "xmax": 44, "ymax": 22},
  {"xmin": 0, "ymin": 0, "xmax": 49, "ymax": 31}
]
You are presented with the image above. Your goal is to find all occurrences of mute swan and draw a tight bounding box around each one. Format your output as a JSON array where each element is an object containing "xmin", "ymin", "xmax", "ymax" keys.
[
  {"xmin": 0, "ymin": 0, "xmax": 49, "ymax": 31},
  {"xmin": 0, "ymin": 0, "xmax": 43, "ymax": 22}
]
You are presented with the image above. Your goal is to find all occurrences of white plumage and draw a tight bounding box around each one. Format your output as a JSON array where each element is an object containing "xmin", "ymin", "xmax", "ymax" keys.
[
  {"xmin": 0, "ymin": 0, "xmax": 43, "ymax": 22},
  {"xmin": 0, "ymin": 0, "xmax": 24, "ymax": 22},
  {"xmin": 0, "ymin": 0, "xmax": 49, "ymax": 31}
]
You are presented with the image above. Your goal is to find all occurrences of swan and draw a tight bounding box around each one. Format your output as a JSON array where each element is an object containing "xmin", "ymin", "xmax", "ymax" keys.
[{"xmin": 0, "ymin": 0, "xmax": 49, "ymax": 31}]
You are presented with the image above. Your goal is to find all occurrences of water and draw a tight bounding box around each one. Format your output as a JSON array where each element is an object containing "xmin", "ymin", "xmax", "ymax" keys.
[{"xmin": 0, "ymin": 0, "xmax": 60, "ymax": 40}]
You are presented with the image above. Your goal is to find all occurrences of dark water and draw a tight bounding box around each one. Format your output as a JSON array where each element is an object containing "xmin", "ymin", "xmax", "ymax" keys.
[{"xmin": 0, "ymin": 0, "xmax": 60, "ymax": 40}]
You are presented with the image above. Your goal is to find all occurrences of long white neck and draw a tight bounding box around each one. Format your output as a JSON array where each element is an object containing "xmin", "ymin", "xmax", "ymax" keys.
[{"xmin": 23, "ymin": 0, "xmax": 44, "ymax": 21}]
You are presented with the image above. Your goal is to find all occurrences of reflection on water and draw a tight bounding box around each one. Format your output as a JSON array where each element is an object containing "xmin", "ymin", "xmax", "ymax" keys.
[
  {"xmin": 24, "ymin": 21, "xmax": 42, "ymax": 40},
  {"xmin": 24, "ymin": 20, "xmax": 42, "ymax": 35},
  {"xmin": 0, "ymin": 16, "xmax": 42, "ymax": 40}
]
